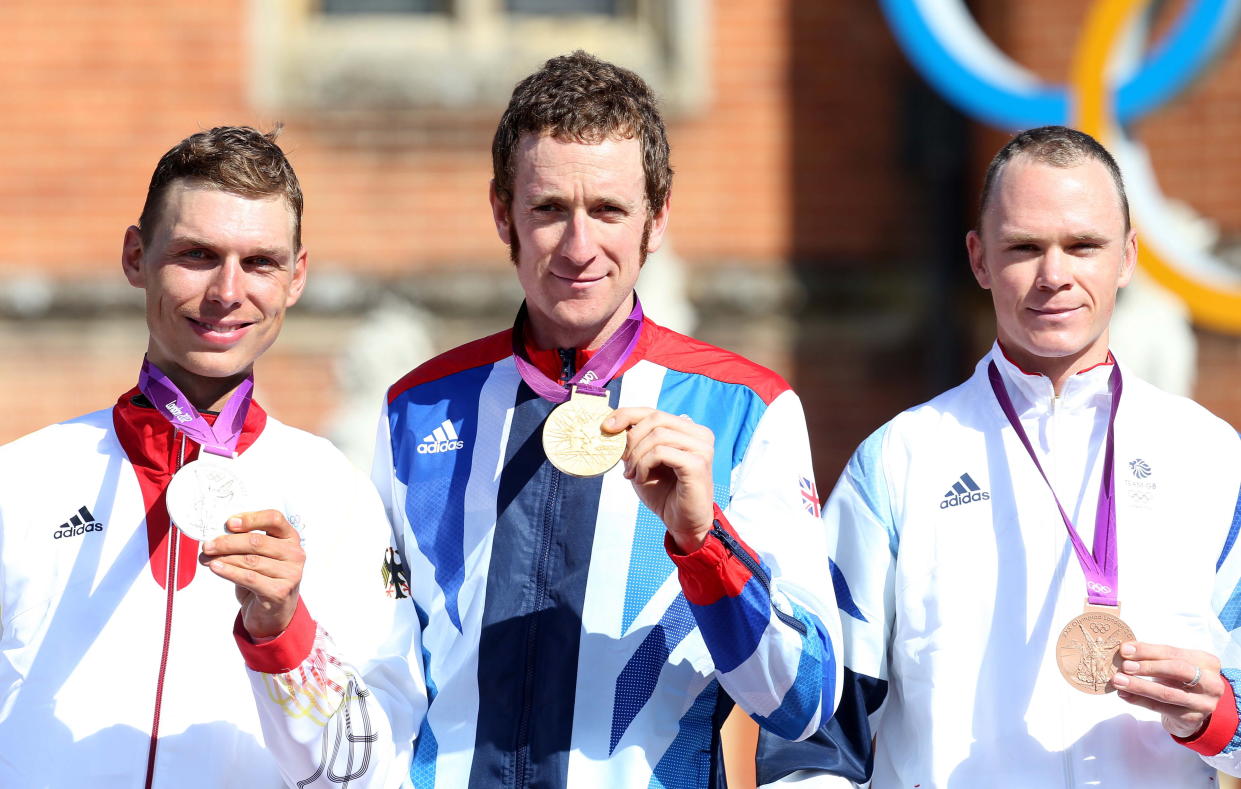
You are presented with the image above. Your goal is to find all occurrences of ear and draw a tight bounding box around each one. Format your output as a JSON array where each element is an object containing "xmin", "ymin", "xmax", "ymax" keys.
[
  {"xmin": 643, "ymin": 193, "xmax": 672, "ymax": 257},
  {"xmin": 489, "ymin": 180, "xmax": 513, "ymax": 245},
  {"xmin": 121, "ymin": 225, "xmax": 146, "ymax": 288},
  {"xmin": 966, "ymin": 229, "xmax": 991, "ymax": 290},
  {"xmin": 1117, "ymin": 227, "xmax": 1138, "ymax": 289},
  {"xmin": 285, "ymin": 247, "xmax": 309, "ymax": 308}
]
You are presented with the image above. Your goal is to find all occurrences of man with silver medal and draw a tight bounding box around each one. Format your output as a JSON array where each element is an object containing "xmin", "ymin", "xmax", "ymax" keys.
[
  {"xmin": 363, "ymin": 52, "xmax": 842, "ymax": 788},
  {"xmin": 0, "ymin": 127, "xmax": 423, "ymax": 788},
  {"xmin": 759, "ymin": 127, "xmax": 1241, "ymax": 787}
]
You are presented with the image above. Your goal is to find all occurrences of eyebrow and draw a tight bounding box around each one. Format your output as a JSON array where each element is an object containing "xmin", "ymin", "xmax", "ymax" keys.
[
  {"xmin": 168, "ymin": 235, "xmax": 289, "ymax": 259},
  {"xmin": 521, "ymin": 189, "xmax": 639, "ymax": 211},
  {"xmin": 996, "ymin": 231, "xmax": 1109, "ymax": 245}
]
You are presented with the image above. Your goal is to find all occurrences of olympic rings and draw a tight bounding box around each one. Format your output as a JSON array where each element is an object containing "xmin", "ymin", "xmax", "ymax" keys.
[
  {"xmin": 881, "ymin": 0, "xmax": 1241, "ymax": 333},
  {"xmin": 879, "ymin": 0, "xmax": 1239, "ymax": 129}
]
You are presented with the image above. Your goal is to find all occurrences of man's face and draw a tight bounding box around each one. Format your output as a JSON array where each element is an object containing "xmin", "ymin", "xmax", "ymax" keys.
[
  {"xmin": 967, "ymin": 156, "xmax": 1136, "ymax": 370},
  {"xmin": 122, "ymin": 181, "xmax": 307, "ymax": 396},
  {"xmin": 490, "ymin": 132, "xmax": 669, "ymax": 350}
]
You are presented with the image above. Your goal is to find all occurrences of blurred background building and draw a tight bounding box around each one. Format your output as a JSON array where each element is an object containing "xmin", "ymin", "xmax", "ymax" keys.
[{"xmin": 2, "ymin": 0, "xmax": 1241, "ymax": 488}]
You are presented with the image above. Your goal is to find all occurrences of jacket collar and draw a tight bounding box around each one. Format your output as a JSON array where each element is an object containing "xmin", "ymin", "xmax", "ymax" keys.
[
  {"xmin": 987, "ymin": 340, "xmax": 1117, "ymax": 416},
  {"xmin": 519, "ymin": 316, "xmax": 655, "ymax": 384}
]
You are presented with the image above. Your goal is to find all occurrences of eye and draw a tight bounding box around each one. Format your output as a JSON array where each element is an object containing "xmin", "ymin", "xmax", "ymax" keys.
[
  {"xmin": 1070, "ymin": 242, "xmax": 1102, "ymax": 254},
  {"xmin": 248, "ymin": 256, "xmax": 278, "ymax": 268},
  {"xmin": 180, "ymin": 247, "xmax": 212, "ymax": 261}
]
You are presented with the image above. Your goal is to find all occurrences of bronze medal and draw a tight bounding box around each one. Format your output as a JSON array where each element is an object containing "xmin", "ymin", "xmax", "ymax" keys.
[
  {"xmin": 542, "ymin": 387, "xmax": 626, "ymax": 478},
  {"xmin": 1055, "ymin": 604, "xmax": 1135, "ymax": 694}
]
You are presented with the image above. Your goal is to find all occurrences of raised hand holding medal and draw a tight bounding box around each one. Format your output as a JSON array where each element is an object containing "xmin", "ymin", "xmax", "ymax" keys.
[{"xmin": 515, "ymin": 296, "xmax": 716, "ymax": 552}]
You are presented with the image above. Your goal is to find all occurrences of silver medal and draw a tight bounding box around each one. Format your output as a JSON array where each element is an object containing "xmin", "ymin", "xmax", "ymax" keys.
[{"xmin": 165, "ymin": 456, "xmax": 265, "ymax": 542}]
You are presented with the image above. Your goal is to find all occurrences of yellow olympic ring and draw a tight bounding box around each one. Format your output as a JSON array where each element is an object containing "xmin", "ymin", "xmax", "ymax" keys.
[{"xmin": 1075, "ymin": 0, "xmax": 1241, "ymax": 332}]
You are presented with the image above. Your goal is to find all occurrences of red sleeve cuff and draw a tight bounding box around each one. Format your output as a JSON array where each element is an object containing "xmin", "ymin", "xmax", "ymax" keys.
[
  {"xmin": 666, "ymin": 504, "xmax": 760, "ymax": 606},
  {"xmin": 1173, "ymin": 674, "xmax": 1238, "ymax": 756},
  {"xmin": 232, "ymin": 598, "xmax": 317, "ymax": 674}
]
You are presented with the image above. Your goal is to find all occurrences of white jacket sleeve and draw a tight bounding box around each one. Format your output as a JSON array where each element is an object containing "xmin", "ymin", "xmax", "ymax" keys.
[
  {"xmin": 239, "ymin": 438, "xmax": 427, "ymax": 789},
  {"xmin": 671, "ymin": 390, "xmax": 843, "ymax": 743}
]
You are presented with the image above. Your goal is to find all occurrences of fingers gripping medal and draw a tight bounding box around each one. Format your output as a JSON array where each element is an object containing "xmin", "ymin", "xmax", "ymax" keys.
[
  {"xmin": 138, "ymin": 358, "xmax": 268, "ymax": 541},
  {"xmin": 989, "ymin": 361, "xmax": 1134, "ymax": 694},
  {"xmin": 542, "ymin": 387, "xmax": 627, "ymax": 477},
  {"xmin": 512, "ymin": 297, "xmax": 644, "ymax": 479}
]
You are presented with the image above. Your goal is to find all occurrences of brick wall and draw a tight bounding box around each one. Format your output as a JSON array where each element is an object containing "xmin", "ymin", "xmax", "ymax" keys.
[{"xmin": 1, "ymin": 1, "xmax": 1240, "ymax": 488}]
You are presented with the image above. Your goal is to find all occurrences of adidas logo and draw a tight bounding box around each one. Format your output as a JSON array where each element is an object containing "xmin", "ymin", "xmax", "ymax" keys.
[
  {"xmin": 417, "ymin": 419, "xmax": 465, "ymax": 455},
  {"xmin": 54, "ymin": 506, "xmax": 104, "ymax": 540},
  {"xmin": 940, "ymin": 473, "xmax": 990, "ymax": 509}
]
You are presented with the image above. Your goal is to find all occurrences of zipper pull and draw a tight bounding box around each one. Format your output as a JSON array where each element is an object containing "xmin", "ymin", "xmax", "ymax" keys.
[{"xmin": 558, "ymin": 348, "xmax": 575, "ymax": 384}]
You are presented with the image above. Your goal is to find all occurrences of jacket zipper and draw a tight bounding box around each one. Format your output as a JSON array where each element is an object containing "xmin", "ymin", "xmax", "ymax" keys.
[
  {"xmin": 710, "ymin": 524, "xmax": 807, "ymax": 636},
  {"xmin": 513, "ymin": 349, "xmax": 576, "ymax": 786},
  {"xmin": 144, "ymin": 432, "xmax": 186, "ymax": 789}
]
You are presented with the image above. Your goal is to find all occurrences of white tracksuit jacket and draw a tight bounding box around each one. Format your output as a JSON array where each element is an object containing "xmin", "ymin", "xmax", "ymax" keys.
[
  {"xmin": 813, "ymin": 345, "xmax": 1241, "ymax": 787},
  {"xmin": 0, "ymin": 388, "xmax": 424, "ymax": 788}
]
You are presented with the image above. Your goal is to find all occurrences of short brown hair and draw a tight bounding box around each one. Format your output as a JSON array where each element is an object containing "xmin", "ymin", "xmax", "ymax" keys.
[
  {"xmin": 492, "ymin": 51, "xmax": 672, "ymax": 215},
  {"xmin": 978, "ymin": 125, "xmax": 1129, "ymax": 233},
  {"xmin": 138, "ymin": 125, "xmax": 304, "ymax": 250}
]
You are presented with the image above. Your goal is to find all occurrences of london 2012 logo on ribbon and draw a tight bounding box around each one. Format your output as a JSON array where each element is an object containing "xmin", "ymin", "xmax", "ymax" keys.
[{"xmin": 880, "ymin": 0, "xmax": 1241, "ymax": 334}]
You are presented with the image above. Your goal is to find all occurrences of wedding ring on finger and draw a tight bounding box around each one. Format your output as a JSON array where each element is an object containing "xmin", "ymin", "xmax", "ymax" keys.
[{"xmin": 1183, "ymin": 666, "xmax": 1202, "ymax": 689}]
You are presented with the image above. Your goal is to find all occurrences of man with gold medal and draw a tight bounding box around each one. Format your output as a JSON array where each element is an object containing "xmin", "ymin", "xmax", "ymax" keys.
[
  {"xmin": 758, "ymin": 126, "xmax": 1241, "ymax": 787},
  {"xmin": 362, "ymin": 51, "xmax": 842, "ymax": 788}
]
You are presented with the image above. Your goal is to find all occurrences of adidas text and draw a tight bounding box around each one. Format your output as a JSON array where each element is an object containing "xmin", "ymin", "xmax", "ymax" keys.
[
  {"xmin": 418, "ymin": 440, "xmax": 464, "ymax": 454},
  {"xmin": 940, "ymin": 491, "xmax": 990, "ymax": 509},
  {"xmin": 54, "ymin": 522, "xmax": 104, "ymax": 539}
]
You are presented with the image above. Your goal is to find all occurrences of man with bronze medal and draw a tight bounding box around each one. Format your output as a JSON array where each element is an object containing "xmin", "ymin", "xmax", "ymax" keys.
[
  {"xmin": 758, "ymin": 127, "xmax": 1241, "ymax": 787},
  {"xmin": 0, "ymin": 127, "xmax": 424, "ymax": 787},
  {"xmin": 336, "ymin": 52, "xmax": 842, "ymax": 788}
]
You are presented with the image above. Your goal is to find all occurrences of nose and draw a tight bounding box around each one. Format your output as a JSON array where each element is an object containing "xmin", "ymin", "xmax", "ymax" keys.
[
  {"xmin": 558, "ymin": 209, "xmax": 597, "ymax": 267},
  {"xmin": 1035, "ymin": 246, "xmax": 1072, "ymax": 291},
  {"xmin": 206, "ymin": 256, "xmax": 243, "ymax": 307}
]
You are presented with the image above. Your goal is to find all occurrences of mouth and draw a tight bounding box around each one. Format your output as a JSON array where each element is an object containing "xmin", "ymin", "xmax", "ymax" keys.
[
  {"xmin": 1028, "ymin": 306, "xmax": 1082, "ymax": 318},
  {"xmin": 552, "ymin": 272, "xmax": 607, "ymax": 288},
  {"xmin": 187, "ymin": 316, "xmax": 255, "ymax": 341}
]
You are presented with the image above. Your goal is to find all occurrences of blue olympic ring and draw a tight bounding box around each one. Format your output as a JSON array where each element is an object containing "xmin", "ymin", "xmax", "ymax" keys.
[{"xmin": 879, "ymin": 0, "xmax": 1241, "ymax": 130}]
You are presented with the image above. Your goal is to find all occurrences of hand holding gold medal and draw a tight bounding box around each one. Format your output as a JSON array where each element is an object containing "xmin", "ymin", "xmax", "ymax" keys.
[{"xmin": 516, "ymin": 298, "xmax": 715, "ymax": 552}]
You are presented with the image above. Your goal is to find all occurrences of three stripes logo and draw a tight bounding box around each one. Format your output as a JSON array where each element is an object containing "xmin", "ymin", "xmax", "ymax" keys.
[
  {"xmin": 417, "ymin": 419, "xmax": 465, "ymax": 455},
  {"xmin": 940, "ymin": 473, "xmax": 990, "ymax": 510},
  {"xmin": 54, "ymin": 506, "xmax": 104, "ymax": 540}
]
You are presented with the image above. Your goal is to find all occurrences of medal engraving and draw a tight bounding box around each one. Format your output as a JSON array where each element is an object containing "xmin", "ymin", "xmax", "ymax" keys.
[
  {"xmin": 1055, "ymin": 608, "xmax": 1135, "ymax": 694},
  {"xmin": 165, "ymin": 457, "xmax": 264, "ymax": 542},
  {"xmin": 542, "ymin": 389, "xmax": 626, "ymax": 478}
]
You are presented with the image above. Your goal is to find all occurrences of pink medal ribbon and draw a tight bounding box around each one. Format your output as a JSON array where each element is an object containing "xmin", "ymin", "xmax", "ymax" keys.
[
  {"xmin": 137, "ymin": 358, "xmax": 254, "ymax": 457},
  {"xmin": 511, "ymin": 296, "xmax": 645, "ymax": 402},
  {"xmin": 988, "ymin": 360, "xmax": 1122, "ymax": 607}
]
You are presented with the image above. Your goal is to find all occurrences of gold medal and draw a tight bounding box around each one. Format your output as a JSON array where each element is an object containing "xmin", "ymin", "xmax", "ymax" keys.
[
  {"xmin": 542, "ymin": 387, "xmax": 626, "ymax": 478},
  {"xmin": 1055, "ymin": 603, "xmax": 1135, "ymax": 694}
]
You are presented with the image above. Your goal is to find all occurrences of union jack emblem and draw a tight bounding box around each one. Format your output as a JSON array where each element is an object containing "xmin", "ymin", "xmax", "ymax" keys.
[{"xmin": 800, "ymin": 476, "xmax": 821, "ymax": 517}]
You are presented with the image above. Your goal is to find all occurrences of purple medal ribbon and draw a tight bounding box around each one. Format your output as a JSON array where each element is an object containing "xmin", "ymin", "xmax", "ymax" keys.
[
  {"xmin": 137, "ymin": 358, "xmax": 254, "ymax": 458},
  {"xmin": 511, "ymin": 296, "xmax": 645, "ymax": 403},
  {"xmin": 988, "ymin": 359, "xmax": 1122, "ymax": 607}
]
